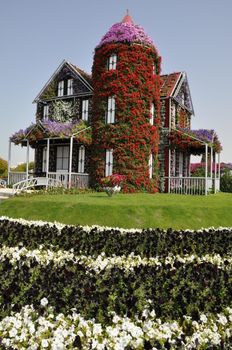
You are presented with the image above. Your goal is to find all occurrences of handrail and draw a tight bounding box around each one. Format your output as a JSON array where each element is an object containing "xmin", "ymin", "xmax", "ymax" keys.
[{"xmin": 12, "ymin": 177, "xmax": 62, "ymax": 194}]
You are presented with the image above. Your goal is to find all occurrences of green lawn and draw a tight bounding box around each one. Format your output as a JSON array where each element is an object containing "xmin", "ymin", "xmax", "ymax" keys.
[{"xmin": 0, "ymin": 192, "xmax": 232, "ymax": 229}]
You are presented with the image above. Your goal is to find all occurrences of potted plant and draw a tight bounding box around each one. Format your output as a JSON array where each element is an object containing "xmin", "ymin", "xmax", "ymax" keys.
[{"xmin": 100, "ymin": 174, "xmax": 126, "ymax": 197}]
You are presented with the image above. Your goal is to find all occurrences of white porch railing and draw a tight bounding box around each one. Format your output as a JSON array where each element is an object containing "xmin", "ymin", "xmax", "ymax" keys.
[
  {"xmin": 8, "ymin": 172, "xmax": 27, "ymax": 185},
  {"xmin": 48, "ymin": 172, "xmax": 89, "ymax": 189},
  {"xmin": 164, "ymin": 177, "xmax": 217, "ymax": 195}
]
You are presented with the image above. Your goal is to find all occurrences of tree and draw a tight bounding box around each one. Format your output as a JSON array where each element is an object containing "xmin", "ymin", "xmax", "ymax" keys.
[
  {"xmin": 12, "ymin": 161, "xmax": 34, "ymax": 172},
  {"xmin": 0, "ymin": 157, "xmax": 8, "ymax": 177}
]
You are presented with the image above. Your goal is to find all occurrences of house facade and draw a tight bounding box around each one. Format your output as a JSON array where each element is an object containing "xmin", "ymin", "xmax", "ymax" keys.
[{"xmin": 9, "ymin": 13, "xmax": 221, "ymax": 194}]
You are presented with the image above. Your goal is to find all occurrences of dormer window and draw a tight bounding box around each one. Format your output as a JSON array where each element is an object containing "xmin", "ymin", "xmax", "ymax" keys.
[
  {"xmin": 58, "ymin": 81, "xmax": 64, "ymax": 97},
  {"xmin": 82, "ymin": 99, "xmax": 89, "ymax": 121},
  {"xmin": 150, "ymin": 103, "xmax": 155, "ymax": 125},
  {"xmin": 43, "ymin": 105, "xmax": 49, "ymax": 120},
  {"xmin": 106, "ymin": 97, "xmax": 115, "ymax": 123},
  {"xmin": 67, "ymin": 79, "xmax": 73, "ymax": 95},
  {"xmin": 108, "ymin": 54, "xmax": 117, "ymax": 70},
  {"xmin": 181, "ymin": 92, "xmax": 185, "ymax": 106}
]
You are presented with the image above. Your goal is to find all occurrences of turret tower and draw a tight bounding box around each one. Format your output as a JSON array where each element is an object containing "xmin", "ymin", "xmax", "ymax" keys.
[{"xmin": 91, "ymin": 12, "xmax": 161, "ymax": 192}]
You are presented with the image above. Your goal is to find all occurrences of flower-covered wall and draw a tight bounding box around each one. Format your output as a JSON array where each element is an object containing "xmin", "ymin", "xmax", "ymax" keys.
[{"xmin": 90, "ymin": 17, "xmax": 161, "ymax": 192}]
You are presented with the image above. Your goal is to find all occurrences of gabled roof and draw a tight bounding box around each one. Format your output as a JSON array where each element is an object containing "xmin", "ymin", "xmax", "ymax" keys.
[
  {"xmin": 160, "ymin": 72, "xmax": 194, "ymax": 115},
  {"xmin": 160, "ymin": 72, "xmax": 182, "ymax": 98},
  {"xmin": 33, "ymin": 60, "xmax": 93, "ymax": 103}
]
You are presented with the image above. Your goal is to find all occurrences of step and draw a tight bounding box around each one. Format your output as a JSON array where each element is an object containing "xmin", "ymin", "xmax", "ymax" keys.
[
  {"xmin": 0, "ymin": 189, "xmax": 14, "ymax": 198},
  {"xmin": 0, "ymin": 196, "xmax": 9, "ymax": 200}
]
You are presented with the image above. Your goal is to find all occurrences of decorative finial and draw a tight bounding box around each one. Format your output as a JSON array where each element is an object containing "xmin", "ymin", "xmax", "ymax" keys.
[{"xmin": 121, "ymin": 10, "xmax": 133, "ymax": 24}]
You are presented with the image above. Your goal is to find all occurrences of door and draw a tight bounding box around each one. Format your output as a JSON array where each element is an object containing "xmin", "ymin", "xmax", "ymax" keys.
[{"xmin": 56, "ymin": 146, "xmax": 69, "ymax": 186}]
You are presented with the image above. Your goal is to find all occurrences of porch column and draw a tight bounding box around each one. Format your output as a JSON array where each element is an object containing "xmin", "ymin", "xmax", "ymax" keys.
[
  {"xmin": 205, "ymin": 144, "xmax": 208, "ymax": 195},
  {"xmin": 214, "ymin": 152, "xmax": 217, "ymax": 193},
  {"xmin": 218, "ymin": 153, "xmax": 221, "ymax": 191},
  {"xmin": 26, "ymin": 140, "xmax": 30, "ymax": 181},
  {"xmin": 210, "ymin": 146, "xmax": 213, "ymax": 179},
  {"xmin": 168, "ymin": 149, "xmax": 171, "ymax": 193},
  {"xmin": 46, "ymin": 138, "xmax": 50, "ymax": 189},
  {"xmin": 7, "ymin": 139, "xmax": 11, "ymax": 186},
  {"xmin": 69, "ymin": 136, "xmax": 73, "ymax": 189}
]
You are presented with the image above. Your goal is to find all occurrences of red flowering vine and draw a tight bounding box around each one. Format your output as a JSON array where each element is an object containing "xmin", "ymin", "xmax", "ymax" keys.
[{"xmin": 90, "ymin": 43, "xmax": 161, "ymax": 192}]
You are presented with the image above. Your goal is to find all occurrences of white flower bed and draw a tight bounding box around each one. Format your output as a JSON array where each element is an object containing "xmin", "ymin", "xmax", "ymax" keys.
[
  {"xmin": 0, "ymin": 302, "xmax": 232, "ymax": 349},
  {"xmin": 0, "ymin": 245, "xmax": 232, "ymax": 273},
  {"xmin": 1, "ymin": 215, "xmax": 232, "ymax": 234}
]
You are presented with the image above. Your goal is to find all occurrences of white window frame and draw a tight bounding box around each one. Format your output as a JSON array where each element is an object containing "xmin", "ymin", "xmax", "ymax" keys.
[
  {"xmin": 58, "ymin": 80, "xmax": 64, "ymax": 97},
  {"xmin": 56, "ymin": 146, "xmax": 69, "ymax": 171},
  {"xmin": 108, "ymin": 53, "xmax": 117, "ymax": 70},
  {"xmin": 181, "ymin": 92, "xmax": 185, "ymax": 106},
  {"xmin": 171, "ymin": 103, "xmax": 176, "ymax": 128},
  {"xmin": 78, "ymin": 146, "xmax": 85, "ymax": 173},
  {"xmin": 42, "ymin": 147, "xmax": 47, "ymax": 172},
  {"xmin": 106, "ymin": 97, "xmax": 115, "ymax": 124},
  {"xmin": 82, "ymin": 99, "xmax": 89, "ymax": 121},
  {"xmin": 149, "ymin": 153, "xmax": 153, "ymax": 179},
  {"xmin": 150, "ymin": 103, "xmax": 155, "ymax": 125},
  {"xmin": 67, "ymin": 79, "xmax": 73, "ymax": 95},
  {"xmin": 105, "ymin": 149, "xmax": 113, "ymax": 177},
  {"xmin": 43, "ymin": 105, "xmax": 49, "ymax": 120}
]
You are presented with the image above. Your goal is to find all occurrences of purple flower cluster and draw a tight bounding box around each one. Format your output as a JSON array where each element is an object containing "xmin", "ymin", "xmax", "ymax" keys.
[
  {"xmin": 96, "ymin": 22, "xmax": 155, "ymax": 49},
  {"xmin": 11, "ymin": 120, "xmax": 87, "ymax": 144},
  {"xmin": 177, "ymin": 127, "xmax": 222, "ymax": 151},
  {"xmin": 43, "ymin": 120, "xmax": 81, "ymax": 137}
]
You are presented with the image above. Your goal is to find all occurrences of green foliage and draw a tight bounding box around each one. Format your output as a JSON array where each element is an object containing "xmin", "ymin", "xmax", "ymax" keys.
[
  {"xmin": 11, "ymin": 161, "xmax": 34, "ymax": 172},
  {"xmin": 0, "ymin": 157, "xmax": 8, "ymax": 177},
  {"xmin": 220, "ymin": 169, "xmax": 232, "ymax": 193}
]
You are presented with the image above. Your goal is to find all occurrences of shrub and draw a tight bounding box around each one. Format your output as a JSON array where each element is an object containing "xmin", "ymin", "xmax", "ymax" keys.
[{"xmin": 220, "ymin": 169, "xmax": 232, "ymax": 193}]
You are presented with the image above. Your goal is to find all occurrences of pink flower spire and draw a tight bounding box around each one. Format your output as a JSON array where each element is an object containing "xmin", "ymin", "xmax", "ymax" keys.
[{"xmin": 95, "ymin": 12, "xmax": 155, "ymax": 49}]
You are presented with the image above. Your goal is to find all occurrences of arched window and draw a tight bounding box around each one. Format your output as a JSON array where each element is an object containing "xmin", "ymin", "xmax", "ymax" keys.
[
  {"xmin": 58, "ymin": 81, "xmax": 64, "ymax": 97},
  {"xmin": 149, "ymin": 153, "xmax": 153, "ymax": 179},
  {"xmin": 82, "ymin": 99, "xmax": 89, "ymax": 121},
  {"xmin": 108, "ymin": 54, "xmax": 117, "ymax": 70},
  {"xmin": 67, "ymin": 79, "xmax": 73, "ymax": 95},
  {"xmin": 105, "ymin": 149, "xmax": 113, "ymax": 176},
  {"xmin": 106, "ymin": 97, "xmax": 115, "ymax": 123},
  {"xmin": 150, "ymin": 103, "xmax": 155, "ymax": 125},
  {"xmin": 78, "ymin": 146, "xmax": 85, "ymax": 173}
]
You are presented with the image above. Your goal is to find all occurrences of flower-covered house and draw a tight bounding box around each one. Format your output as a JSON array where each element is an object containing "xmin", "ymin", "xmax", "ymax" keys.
[{"xmin": 8, "ymin": 13, "xmax": 221, "ymax": 194}]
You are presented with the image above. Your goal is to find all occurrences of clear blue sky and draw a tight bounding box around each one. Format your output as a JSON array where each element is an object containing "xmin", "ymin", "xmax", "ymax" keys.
[{"xmin": 0, "ymin": 0, "xmax": 231, "ymax": 165}]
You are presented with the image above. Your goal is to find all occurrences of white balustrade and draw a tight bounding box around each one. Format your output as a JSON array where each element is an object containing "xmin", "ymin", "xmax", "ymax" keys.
[
  {"xmin": 8, "ymin": 172, "xmax": 27, "ymax": 185},
  {"xmin": 48, "ymin": 172, "xmax": 89, "ymax": 189},
  {"xmin": 164, "ymin": 177, "xmax": 217, "ymax": 195}
]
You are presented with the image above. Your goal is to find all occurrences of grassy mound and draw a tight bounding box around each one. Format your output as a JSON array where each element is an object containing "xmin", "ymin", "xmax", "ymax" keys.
[{"xmin": 0, "ymin": 192, "xmax": 232, "ymax": 229}]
